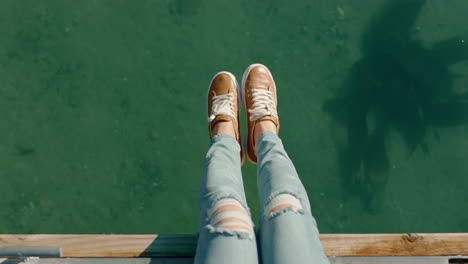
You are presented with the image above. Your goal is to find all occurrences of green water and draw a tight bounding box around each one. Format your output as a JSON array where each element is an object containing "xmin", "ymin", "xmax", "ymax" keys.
[{"xmin": 1, "ymin": 0, "xmax": 467, "ymax": 234}]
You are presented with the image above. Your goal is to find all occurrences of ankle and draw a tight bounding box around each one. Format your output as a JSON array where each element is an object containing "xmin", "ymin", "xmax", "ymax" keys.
[
  {"xmin": 254, "ymin": 120, "xmax": 277, "ymax": 143},
  {"xmin": 212, "ymin": 121, "xmax": 236, "ymax": 139}
]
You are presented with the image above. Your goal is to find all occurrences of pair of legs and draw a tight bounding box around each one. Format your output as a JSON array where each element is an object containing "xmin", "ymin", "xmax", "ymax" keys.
[{"xmin": 195, "ymin": 65, "xmax": 329, "ymax": 263}]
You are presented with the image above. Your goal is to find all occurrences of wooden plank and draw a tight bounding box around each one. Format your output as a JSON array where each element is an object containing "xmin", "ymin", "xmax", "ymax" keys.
[
  {"xmin": 320, "ymin": 233, "xmax": 468, "ymax": 257},
  {"xmin": 0, "ymin": 235, "xmax": 196, "ymax": 258},
  {"xmin": 0, "ymin": 233, "xmax": 467, "ymax": 258},
  {"xmin": 329, "ymin": 256, "xmax": 468, "ymax": 264},
  {"xmin": 0, "ymin": 258, "xmax": 194, "ymax": 264},
  {"xmin": 1, "ymin": 257, "xmax": 467, "ymax": 264}
]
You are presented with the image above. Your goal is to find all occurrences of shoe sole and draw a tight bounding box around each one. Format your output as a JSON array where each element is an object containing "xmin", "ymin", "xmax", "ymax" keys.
[
  {"xmin": 207, "ymin": 71, "xmax": 245, "ymax": 166},
  {"xmin": 241, "ymin": 63, "xmax": 277, "ymax": 165}
]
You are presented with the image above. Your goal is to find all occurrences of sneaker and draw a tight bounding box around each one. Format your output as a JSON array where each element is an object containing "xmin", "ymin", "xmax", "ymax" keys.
[
  {"xmin": 241, "ymin": 64, "xmax": 280, "ymax": 164},
  {"xmin": 207, "ymin": 71, "xmax": 244, "ymax": 163}
]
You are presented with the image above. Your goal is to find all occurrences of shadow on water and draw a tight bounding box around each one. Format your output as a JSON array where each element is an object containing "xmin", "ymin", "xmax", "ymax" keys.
[{"xmin": 324, "ymin": 0, "xmax": 468, "ymax": 213}]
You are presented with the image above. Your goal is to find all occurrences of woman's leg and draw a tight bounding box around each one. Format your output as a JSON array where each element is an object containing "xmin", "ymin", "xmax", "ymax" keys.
[
  {"xmin": 194, "ymin": 134, "xmax": 258, "ymax": 264},
  {"xmin": 241, "ymin": 63, "xmax": 328, "ymax": 264},
  {"xmin": 256, "ymin": 131, "xmax": 329, "ymax": 264},
  {"xmin": 195, "ymin": 71, "xmax": 258, "ymax": 264}
]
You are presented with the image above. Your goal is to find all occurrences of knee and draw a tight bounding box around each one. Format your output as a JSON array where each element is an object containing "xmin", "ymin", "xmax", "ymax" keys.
[
  {"xmin": 206, "ymin": 198, "xmax": 254, "ymax": 239},
  {"xmin": 265, "ymin": 193, "xmax": 304, "ymax": 218}
]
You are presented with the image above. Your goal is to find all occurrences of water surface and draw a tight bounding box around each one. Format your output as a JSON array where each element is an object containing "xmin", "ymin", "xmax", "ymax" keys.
[{"xmin": 0, "ymin": 0, "xmax": 467, "ymax": 234}]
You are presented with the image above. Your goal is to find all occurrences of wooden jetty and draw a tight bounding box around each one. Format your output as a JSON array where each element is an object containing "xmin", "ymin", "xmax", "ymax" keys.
[{"xmin": 0, "ymin": 233, "xmax": 467, "ymax": 263}]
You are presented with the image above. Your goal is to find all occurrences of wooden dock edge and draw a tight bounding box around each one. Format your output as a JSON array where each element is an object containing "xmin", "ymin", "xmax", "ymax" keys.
[{"xmin": 0, "ymin": 233, "xmax": 467, "ymax": 258}]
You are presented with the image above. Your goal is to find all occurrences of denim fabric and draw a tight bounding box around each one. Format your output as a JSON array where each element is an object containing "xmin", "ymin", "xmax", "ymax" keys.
[
  {"xmin": 256, "ymin": 132, "xmax": 329, "ymax": 264},
  {"xmin": 194, "ymin": 134, "xmax": 259, "ymax": 264},
  {"xmin": 195, "ymin": 132, "xmax": 329, "ymax": 264}
]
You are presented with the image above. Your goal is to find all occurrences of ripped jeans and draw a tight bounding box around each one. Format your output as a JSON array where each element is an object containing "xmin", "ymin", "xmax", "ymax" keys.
[{"xmin": 195, "ymin": 132, "xmax": 330, "ymax": 264}]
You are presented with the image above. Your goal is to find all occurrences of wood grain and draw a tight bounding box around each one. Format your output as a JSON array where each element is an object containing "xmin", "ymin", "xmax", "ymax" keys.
[
  {"xmin": 0, "ymin": 233, "xmax": 467, "ymax": 258},
  {"xmin": 320, "ymin": 233, "xmax": 468, "ymax": 257}
]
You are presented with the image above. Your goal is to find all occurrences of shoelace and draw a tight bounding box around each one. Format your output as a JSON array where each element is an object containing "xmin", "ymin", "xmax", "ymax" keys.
[
  {"xmin": 248, "ymin": 89, "xmax": 278, "ymax": 121},
  {"xmin": 208, "ymin": 93, "xmax": 236, "ymax": 122}
]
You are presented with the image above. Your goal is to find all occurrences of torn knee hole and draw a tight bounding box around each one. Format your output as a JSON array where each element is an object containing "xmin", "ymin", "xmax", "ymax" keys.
[
  {"xmin": 266, "ymin": 193, "xmax": 303, "ymax": 216},
  {"xmin": 208, "ymin": 198, "xmax": 254, "ymax": 237}
]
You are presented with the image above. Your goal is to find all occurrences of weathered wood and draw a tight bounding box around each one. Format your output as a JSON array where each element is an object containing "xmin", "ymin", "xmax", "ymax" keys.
[
  {"xmin": 0, "ymin": 258, "xmax": 194, "ymax": 264},
  {"xmin": 0, "ymin": 235, "xmax": 196, "ymax": 258},
  {"xmin": 320, "ymin": 233, "xmax": 468, "ymax": 257},
  {"xmin": 329, "ymin": 256, "xmax": 468, "ymax": 264},
  {"xmin": 0, "ymin": 233, "xmax": 467, "ymax": 258},
  {"xmin": 1, "ymin": 257, "xmax": 467, "ymax": 264}
]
